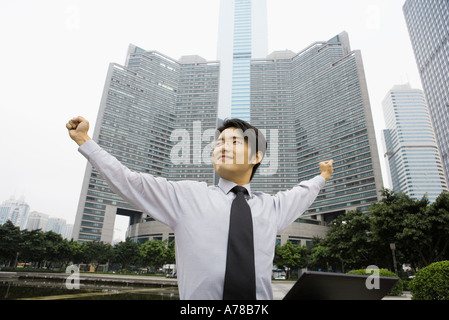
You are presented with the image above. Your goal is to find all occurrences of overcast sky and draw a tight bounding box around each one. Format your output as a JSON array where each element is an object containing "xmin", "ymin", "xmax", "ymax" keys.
[{"xmin": 0, "ymin": 0, "xmax": 421, "ymax": 241}]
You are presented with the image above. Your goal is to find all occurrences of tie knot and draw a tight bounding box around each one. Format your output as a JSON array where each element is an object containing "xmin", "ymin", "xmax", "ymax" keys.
[{"xmin": 231, "ymin": 186, "xmax": 248, "ymax": 195}]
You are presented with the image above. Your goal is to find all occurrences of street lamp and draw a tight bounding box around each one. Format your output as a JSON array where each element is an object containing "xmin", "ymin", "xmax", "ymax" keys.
[{"xmin": 390, "ymin": 243, "xmax": 398, "ymax": 275}]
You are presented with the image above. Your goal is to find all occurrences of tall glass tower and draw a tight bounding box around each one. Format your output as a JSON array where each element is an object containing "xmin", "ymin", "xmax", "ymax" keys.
[
  {"xmin": 217, "ymin": 0, "xmax": 268, "ymax": 121},
  {"xmin": 403, "ymin": 0, "xmax": 449, "ymax": 184},
  {"xmin": 382, "ymin": 84, "xmax": 448, "ymax": 202}
]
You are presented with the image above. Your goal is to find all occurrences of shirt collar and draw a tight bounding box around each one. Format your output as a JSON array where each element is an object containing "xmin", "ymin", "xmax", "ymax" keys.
[{"xmin": 218, "ymin": 178, "xmax": 252, "ymax": 197}]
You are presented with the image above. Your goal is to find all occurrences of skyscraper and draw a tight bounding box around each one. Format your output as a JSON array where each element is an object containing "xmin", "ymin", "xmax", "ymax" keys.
[
  {"xmin": 0, "ymin": 196, "xmax": 30, "ymax": 230},
  {"xmin": 45, "ymin": 217, "xmax": 68, "ymax": 236},
  {"xmin": 217, "ymin": 0, "xmax": 268, "ymax": 121},
  {"xmin": 72, "ymin": 46, "xmax": 220, "ymax": 243},
  {"xmin": 251, "ymin": 32, "xmax": 384, "ymax": 228},
  {"xmin": 26, "ymin": 211, "xmax": 49, "ymax": 231},
  {"xmin": 382, "ymin": 84, "xmax": 448, "ymax": 202},
  {"xmin": 403, "ymin": 0, "xmax": 449, "ymax": 184}
]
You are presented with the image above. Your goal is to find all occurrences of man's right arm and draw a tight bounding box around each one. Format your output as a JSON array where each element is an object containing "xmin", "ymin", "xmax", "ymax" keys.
[{"xmin": 66, "ymin": 116, "xmax": 181, "ymax": 228}]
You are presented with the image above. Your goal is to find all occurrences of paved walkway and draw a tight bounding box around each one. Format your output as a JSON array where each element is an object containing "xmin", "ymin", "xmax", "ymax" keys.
[{"xmin": 272, "ymin": 281, "xmax": 295, "ymax": 300}]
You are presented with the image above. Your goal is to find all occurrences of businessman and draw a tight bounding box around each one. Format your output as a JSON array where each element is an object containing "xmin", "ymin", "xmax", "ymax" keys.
[{"xmin": 67, "ymin": 116, "xmax": 333, "ymax": 300}]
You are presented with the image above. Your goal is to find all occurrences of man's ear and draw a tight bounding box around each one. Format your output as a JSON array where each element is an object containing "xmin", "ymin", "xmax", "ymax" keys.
[{"xmin": 252, "ymin": 151, "xmax": 264, "ymax": 165}]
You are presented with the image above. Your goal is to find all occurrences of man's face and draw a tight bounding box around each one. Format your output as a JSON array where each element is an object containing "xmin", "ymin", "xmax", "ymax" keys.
[{"xmin": 212, "ymin": 127, "xmax": 259, "ymax": 182}]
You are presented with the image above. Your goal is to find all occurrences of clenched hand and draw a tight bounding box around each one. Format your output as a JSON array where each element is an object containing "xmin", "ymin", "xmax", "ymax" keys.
[
  {"xmin": 319, "ymin": 160, "xmax": 334, "ymax": 182},
  {"xmin": 66, "ymin": 116, "xmax": 91, "ymax": 146}
]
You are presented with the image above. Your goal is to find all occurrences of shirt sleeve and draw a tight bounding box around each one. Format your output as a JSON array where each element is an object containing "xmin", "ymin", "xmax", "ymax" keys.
[
  {"xmin": 78, "ymin": 140, "xmax": 184, "ymax": 229},
  {"xmin": 273, "ymin": 175, "xmax": 326, "ymax": 232}
]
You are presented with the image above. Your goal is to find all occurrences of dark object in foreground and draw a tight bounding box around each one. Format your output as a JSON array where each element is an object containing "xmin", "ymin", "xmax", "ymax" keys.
[{"xmin": 283, "ymin": 271, "xmax": 398, "ymax": 300}]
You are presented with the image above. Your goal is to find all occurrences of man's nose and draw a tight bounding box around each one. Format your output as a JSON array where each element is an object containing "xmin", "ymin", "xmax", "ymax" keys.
[{"xmin": 221, "ymin": 141, "xmax": 234, "ymax": 152}]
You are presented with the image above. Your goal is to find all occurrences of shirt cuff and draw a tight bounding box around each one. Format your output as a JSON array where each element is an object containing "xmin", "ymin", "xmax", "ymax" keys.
[
  {"xmin": 314, "ymin": 175, "xmax": 326, "ymax": 189},
  {"xmin": 78, "ymin": 139, "xmax": 100, "ymax": 159}
]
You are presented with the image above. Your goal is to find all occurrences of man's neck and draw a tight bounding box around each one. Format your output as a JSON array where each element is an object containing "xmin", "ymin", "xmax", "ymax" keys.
[
  {"xmin": 218, "ymin": 172, "xmax": 251, "ymax": 186},
  {"xmin": 226, "ymin": 177, "xmax": 250, "ymax": 186},
  {"xmin": 218, "ymin": 177, "xmax": 252, "ymax": 197}
]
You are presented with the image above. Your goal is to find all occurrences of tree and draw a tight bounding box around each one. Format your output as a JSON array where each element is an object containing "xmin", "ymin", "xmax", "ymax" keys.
[
  {"xmin": 166, "ymin": 240, "xmax": 176, "ymax": 265},
  {"xmin": 370, "ymin": 189, "xmax": 449, "ymax": 269},
  {"xmin": 112, "ymin": 238, "xmax": 140, "ymax": 271},
  {"xmin": 368, "ymin": 190, "xmax": 406, "ymax": 270},
  {"xmin": 70, "ymin": 240, "xmax": 87, "ymax": 264},
  {"xmin": 56, "ymin": 238, "xmax": 74, "ymax": 270},
  {"xmin": 274, "ymin": 241, "xmax": 307, "ymax": 279},
  {"xmin": 308, "ymin": 242, "xmax": 332, "ymax": 272},
  {"xmin": 321, "ymin": 209, "xmax": 373, "ymax": 272},
  {"xmin": 43, "ymin": 231, "xmax": 69, "ymax": 268},
  {"xmin": 20, "ymin": 229, "xmax": 46, "ymax": 268},
  {"xmin": 0, "ymin": 221, "xmax": 21, "ymax": 267},
  {"xmin": 140, "ymin": 239, "xmax": 168, "ymax": 272},
  {"xmin": 415, "ymin": 192, "xmax": 449, "ymax": 264},
  {"xmin": 306, "ymin": 190, "xmax": 449, "ymax": 274},
  {"xmin": 85, "ymin": 241, "xmax": 113, "ymax": 272}
]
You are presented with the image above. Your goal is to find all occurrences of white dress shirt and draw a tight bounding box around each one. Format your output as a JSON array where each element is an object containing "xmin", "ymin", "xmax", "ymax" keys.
[{"xmin": 79, "ymin": 140, "xmax": 325, "ymax": 300}]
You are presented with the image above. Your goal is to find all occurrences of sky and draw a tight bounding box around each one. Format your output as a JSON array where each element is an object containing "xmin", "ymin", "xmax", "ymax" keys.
[{"xmin": 0, "ymin": 0, "xmax": 422, "ymax": 241}]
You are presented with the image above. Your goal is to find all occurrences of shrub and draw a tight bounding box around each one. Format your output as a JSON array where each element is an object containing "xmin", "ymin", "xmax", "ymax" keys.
[
  {"xmin": 348, "ymin": 268, "xmax": 403, "ymax": 296},
  {"xmin": 409, "ymin": 261, "xmax": 449, "ymax": 300}
]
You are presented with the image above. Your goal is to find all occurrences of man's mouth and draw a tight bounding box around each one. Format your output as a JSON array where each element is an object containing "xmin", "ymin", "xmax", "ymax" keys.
[{"xmin": 218, "ymin": 154, "xmax": 233, "ymax": 162}]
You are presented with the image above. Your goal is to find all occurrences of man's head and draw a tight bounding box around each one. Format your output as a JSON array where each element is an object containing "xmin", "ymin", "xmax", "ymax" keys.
[{"xmin": 213, "ymin": 118, "xmax": 267, "ymax": 185}]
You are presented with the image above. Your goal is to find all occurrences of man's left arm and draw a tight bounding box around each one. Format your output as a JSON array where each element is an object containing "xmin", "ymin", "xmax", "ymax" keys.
[{"xmin": 275, "ymin": 160, "xmax": 334, "ymax": 232}]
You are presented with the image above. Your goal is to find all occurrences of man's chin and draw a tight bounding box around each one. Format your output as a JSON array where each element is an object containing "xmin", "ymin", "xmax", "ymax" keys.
[{"xmin": 214, "ymin": 163, "xmax": 250, "ymax": 175}]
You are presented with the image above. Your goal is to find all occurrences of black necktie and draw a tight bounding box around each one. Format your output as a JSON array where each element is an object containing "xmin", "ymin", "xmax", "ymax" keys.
[{"xmin": 223, "ymin": 186, "xmax": 256, "ymax": 300}]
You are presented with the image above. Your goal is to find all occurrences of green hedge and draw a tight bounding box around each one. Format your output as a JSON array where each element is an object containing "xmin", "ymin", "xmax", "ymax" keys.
[
  {"xmin": 409, "ymin": 261, "xmax": 449, "ymax": 300},
  {"xmin": 348, "ymin": 268, "xmax": 403, "ymax": 296}
]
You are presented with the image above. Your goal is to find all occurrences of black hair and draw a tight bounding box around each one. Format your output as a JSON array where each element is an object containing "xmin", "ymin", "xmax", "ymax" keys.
[{"xmin": 216, "ymin": 118, "xmax": 267, "ymax": 181}]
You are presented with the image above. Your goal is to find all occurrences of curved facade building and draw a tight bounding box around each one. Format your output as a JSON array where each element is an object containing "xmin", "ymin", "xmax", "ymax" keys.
[
  {"xmin": 72, "ymin": 47, "xmax": 220, "ymax": 243},
  {"xmin": 251, "ymin": 32, "xmax": 383, "ymax": 225}
]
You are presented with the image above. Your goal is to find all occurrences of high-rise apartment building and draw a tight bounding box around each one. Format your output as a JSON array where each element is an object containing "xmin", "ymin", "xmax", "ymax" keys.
[
  {"xmin": 0, "ymin": 196, "xmax": 30, "ymax": 230},
  {"xmin": 251, "ymin": 32, "xmax": 384, "ymax": 226},
  {"xmin": 45, "ymin": 217, "xmax": 68, "ymax": 236},
  {"xmin": 217, "ymin": 0, "xmax": 268, "ymax": 121},
  {"xmin": 403, "ymin": 0, "xmax": 449, "ymax": 184},
  {"xmin": 26, "ymin": 211, "xmax": 49, "ymax": 231},
  {"xmin": 72, "ymin": 46, "xmax": 220, "ymax": 243},
  {"xmin": 382, "ymin": 84, "xmax": 448, "ymax": 202}
]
